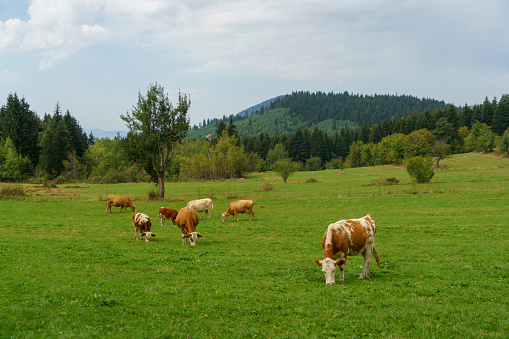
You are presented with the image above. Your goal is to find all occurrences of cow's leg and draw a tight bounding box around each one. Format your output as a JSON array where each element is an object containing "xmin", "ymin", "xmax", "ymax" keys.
[
  {"xmin": 359, "ymin": 247, "xmax": 372, "ymax": 279},
  {"xmin": 134, "ymin": 227, "xmax": 139, "ymax": 241},
  {"xmin": 182, "ymin": 231, "xmax": 188, "ymax": 245},
  {"xmin": 160, "ymin": 217, "xmax": 165, "ymax": 228}
]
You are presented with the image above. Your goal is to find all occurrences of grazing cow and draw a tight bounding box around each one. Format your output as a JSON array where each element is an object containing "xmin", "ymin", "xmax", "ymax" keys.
[
  {"xmin": 132, "ymin": 213, "xmax": 155, "ymax": 242},
  {"xmin": 105, "ymin": 194, "xmax": 136, "ymax": 213},
  {"xmin": 314, "ymin": 214, "xmax": 380, "ymax": 285},
  {"xmin": 156, "ymin": 207, "xmax": 178, "ymax": 227},
  {"xmin": 221, "ymin": 200, "xmax": 264, "ymax": 222},
  {"xmin": 175, "ymin": 207, "xmax": 202, "ymax": 246},
  {"xmin": 186, "ymin": 198, "xmax": 214, "ymax": 219}
]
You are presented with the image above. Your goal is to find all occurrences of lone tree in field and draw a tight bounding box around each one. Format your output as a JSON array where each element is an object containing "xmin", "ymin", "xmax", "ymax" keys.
[
  {"xmin": 121, "ymin": 83, "xmax": 190, "ymax": 198},
  {"xmin": 406, "ymin": 156, "xmax": 435, "ymax": 183},
  {"xmin": 272, "ymin": 158, "xmax": 301, "ymax": 183}
]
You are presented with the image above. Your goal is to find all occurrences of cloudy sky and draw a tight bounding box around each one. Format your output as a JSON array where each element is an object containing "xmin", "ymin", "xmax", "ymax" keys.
[{"xmin": 1, "ymin": 0, "xmax": 508, "ymax": 132}]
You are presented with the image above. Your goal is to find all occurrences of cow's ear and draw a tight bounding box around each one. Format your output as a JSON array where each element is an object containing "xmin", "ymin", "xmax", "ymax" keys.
[
  {"xmin": 141, "ymin": 232, "xmax": 146, "ymax": 236},
  {"xmin": 197, "ymin": 233, "xmax": 203, "ymax": 238},
  {"xmin": 314, "ymin": 259, "xmax": 322, "ymax": 266},
  {"xmin": 152, "ymin": 234, "xmax": 156, "ymax": 237},
  {"xmin": 183, "ymin": 234, "xmax": 191, "ymax": 238},
  {"xmin": 335, "ymin": 259, "xmax": 346, "ymax": 266}
]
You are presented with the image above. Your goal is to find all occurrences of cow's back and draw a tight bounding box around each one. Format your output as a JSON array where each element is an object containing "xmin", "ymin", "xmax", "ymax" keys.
[
  {"xmin": 326, "ymin": 215, "xmax": 376, "ymax": 257},
  {"xmin": 176, "ymin": 207, "xmax": 200, "ymax": 232}
]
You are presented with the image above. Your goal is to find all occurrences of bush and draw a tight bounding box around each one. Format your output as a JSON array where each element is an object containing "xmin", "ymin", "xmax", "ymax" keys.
[
  {"xmin": 261, "ymin": 181, "xmax": 274, "ymax": 191},
  {"xmin": 0, "ymin": 186, "xmax": 26, "ymax": 200},
  {"xmin": 406, "ymin": 156, "xmax": 435, "ymax": 183}
]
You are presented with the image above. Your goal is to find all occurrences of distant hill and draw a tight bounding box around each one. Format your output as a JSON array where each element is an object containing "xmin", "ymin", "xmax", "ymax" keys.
[{"xmin": 186, "ymin": 91, "xmax": 450, "ymax": 140}]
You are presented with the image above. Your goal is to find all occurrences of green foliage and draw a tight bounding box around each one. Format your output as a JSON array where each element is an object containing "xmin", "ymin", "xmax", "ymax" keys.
[
  {"xmin": 464, "ymin": 122, "xmax": 496, "ymax": 152},
  {"xmin": 83, "ymin": 138, "xmax": 133, "ymax": 183},
  {"xmin": 266, "ymin": 143, "xmax": 288, "ymax": 168},
  {"xmin": 0, "ymin": 138, "xmax": 32, "ymax": 182},
  {"xmin": 405, "ymin": 128, "xmax": 435, "ymax": 158},
  {"xmin": 260, "ymin": 181, "xmax": 274, "ymax": 191},
  {"xmin": 121, "ymin": 83, "xmax": 190, "ymax": 197},
  {"xmin": 272, "ymin": 158, "xmax": 301, "ymax": 183},
  {"xmin": 178, "ymin": 133, "xmax": 250, "ymax": 180},
  {"xmin": 0, "ymin": 93, "xmax": 41, "ymax": 165},
  {"xmin": 305, "ymin": 156, "xmax": 322, "ymax": 171},
  {"xmin": 500, "ymin": 128, "xmax": 509, "ymax": 154},
  {"xmin": 406, "ymin": 156, "xmax": 435, "ymax": 183}
]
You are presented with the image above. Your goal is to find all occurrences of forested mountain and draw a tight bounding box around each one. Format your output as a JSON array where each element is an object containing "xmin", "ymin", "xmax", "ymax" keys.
[{"xmin": 187, "ymin": 91, "xmax": 449, "ymax": 139}]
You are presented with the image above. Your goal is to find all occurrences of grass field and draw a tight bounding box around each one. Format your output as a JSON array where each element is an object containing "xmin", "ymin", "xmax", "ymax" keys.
[{"xmin": 1, "ymin": 152, "xmax": 508, "ymax": 338}]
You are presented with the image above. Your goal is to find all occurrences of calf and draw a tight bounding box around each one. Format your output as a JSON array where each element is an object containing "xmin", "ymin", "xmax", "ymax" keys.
[
  {"xmin": 175, "ymin": 207, "xmax": 202, "ymax": 246},
  {"xmin": 221, "ymin": 200, "xmax": 264, "ymax": 222},
  {"xmin": 105, "ymin": 194, "xmax": 136, "ymax": 213},
  {"xmin": 132, "ymin": 213, "xmax": 155, "ymax": 242},
  {"xmin": 186, "ymin": 198, "xmax": 214, "ymax": 219},
  {"xmin": 314, "ymin": 214, "xmax": 380, "ymax": 285},
  {"xmin": 156, "ymin": 207, "xmax": 178, "ymax": 227}
]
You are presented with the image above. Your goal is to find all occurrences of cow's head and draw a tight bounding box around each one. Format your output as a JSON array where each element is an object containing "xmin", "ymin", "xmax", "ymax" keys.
[
  {"xmin": 141, "ymin": 232, "xmax": 155, "ymax": 242},
  {"xmin": 131, "ymin": 205, "xmax": 137, "ymax": 213},
  {"xmin": 221, "ymin": 213, "xmax": 228, "ymax": 222},
  {"xmin": 314, "ymin": 258, "xmax": 346, "ymax": 285},
  {"xmin": 183, "ymin": 232, "xmax": 203, "ymax": 246}
]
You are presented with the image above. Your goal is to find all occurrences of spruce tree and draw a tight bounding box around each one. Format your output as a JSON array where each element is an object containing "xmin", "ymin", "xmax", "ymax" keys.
[
  {"xmin": 0, "ymin": 93, "xmax": 41, "ymax": 166},
  {"xmin": 491, "ymin": 95, "xmax": 509, "ymax": 135}
]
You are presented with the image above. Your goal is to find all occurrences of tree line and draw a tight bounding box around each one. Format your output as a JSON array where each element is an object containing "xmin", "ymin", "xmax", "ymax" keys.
[{"xmin": 1, "ymin": 91, "xmax": 508, "ymax": 185}]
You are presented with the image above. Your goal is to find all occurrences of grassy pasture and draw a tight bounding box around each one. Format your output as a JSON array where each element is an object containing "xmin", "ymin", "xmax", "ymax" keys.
[{"xmin": 0, "ymin": 152, "xmax": 508, "ymax": 338}]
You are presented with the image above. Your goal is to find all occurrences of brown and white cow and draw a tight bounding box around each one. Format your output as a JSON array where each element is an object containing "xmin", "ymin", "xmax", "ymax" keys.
[
  {"xmin": 221, "ymin": 200, "xmax": 264, "ymax": 222},
  {"xmin": 314, "ymin": 214, "xmax": 380, "ymax": 285},
  {"xmin": 175, "ymin": 207, "xmax": 202, "ymax": 246},
  {"xmin": 156, "ymin": 207, "xmax": 178, "ymax": 227},
  {"xmin": 132, "ymin": 213, "xmax": 155, "ymax": 242},
  {"xmin": 187, "ymin": 198, "xmax": 214, "ymax": 219},
  {"xmin": 105, "ymin": 194, "xmax": 136, "ymax": 213}
]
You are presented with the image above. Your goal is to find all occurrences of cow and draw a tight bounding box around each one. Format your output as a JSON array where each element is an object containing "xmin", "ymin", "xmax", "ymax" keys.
[
  {"xmin": 175, "ymin": 207, "xmax": 202, "ymax": 246},
  {"xmin": 314, "ymin": 214, "xmax": 381, "ymax": 285},
  {"xmin": 132, "ymin": 213, "xmax": 155, "ymax": 242},
  {"xmin": 156, "ymin": 207, "xmax": 178, "ymax": 227},
  {"xmin": 221, "ymin": 200, "xmax": 264, "ymax": 222},
  {"xmin": 186, "ymin": 198, "xmax": 214, "ymax": 219},
  {"xmin": 105, "ymin": 194, "xmax": 136, "ymax": 213}
]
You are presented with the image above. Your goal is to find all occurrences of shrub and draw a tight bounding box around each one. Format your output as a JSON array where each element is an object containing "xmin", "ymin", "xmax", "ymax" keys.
[
  {"xmin": 406, "ymin": 156, "xmax": 435, "ymax": 183},
  {"xmin": 261, "ymin": 182, "xmax": 274, "ymax": 191},
  {"xmin": 147, "ymin": 189, "xmax": 159, "ymax": 200},
  {"xmin": 305, "ymin": 177, "xmax": 318, "ymax": 183}
]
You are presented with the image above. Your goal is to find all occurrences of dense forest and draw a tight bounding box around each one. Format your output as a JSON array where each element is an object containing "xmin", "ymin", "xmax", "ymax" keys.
[
  {"xmin": 187, "ymin": 91, "xmax": 449, "ymax": 139},
  {"xmin": 1, "ymin": 91, "xmax": 508, "ymax": 184}
]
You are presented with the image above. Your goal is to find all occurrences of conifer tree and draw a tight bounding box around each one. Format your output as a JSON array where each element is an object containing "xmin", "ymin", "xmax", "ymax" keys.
[
  {"xmin": 0, "ymin": 93, "xmax": 41, "ymax": 166},
  {"xmin": 491, "ymin": 94, "xmax": 509, "ymax": 135}
]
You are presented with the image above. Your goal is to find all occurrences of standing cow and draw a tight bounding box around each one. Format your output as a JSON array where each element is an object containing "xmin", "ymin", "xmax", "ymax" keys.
[
  {"xmin": 186, "ymin": 198, "xmax": 214, "ymax": 219},
  {"xmin": 221, "ymin": 200, "xmax": 264, "ymax": 222},
  {"xmin": 105, "ymin": 194, "xmax": 136, "ymax": 213},
  {"xmin": 132, "ymin": 213, "xmax": 155, "ymax": 242},
  {"xmin": 156, "ymin": 207, "xmax": 178, "ymax": 227},
  {"xmin": 314, "ymin": 214, "xmax": 380, "ymax": 285},
  {"xmin": 175, "ymin": 207, "xmax": 202, "ymax": 246}
]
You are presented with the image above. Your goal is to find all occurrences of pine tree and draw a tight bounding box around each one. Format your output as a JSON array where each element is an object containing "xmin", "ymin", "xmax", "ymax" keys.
[
  {"xmin": 491, "ymin": 94, "xmax": 509, "ymax": 135},
  {"xmin": 39, "ymin": 107, "xmax": 72, "ymax": 178},
  {"xmin": 0, "ymin": 93, "xmax": 41, "ymax": 166}
]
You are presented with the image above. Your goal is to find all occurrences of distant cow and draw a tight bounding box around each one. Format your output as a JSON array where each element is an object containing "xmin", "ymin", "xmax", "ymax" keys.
[
  {"xmin": 132, "ymin": 213, "xmax": 155, "ymax": 242},
  {"xmin": 156, "ymin": 207, "xmax": 178, "ymax": 227},
  {"xmin": 314, "ymin": 214, "xmax": 380, "ymax": 285},
  {"xmin": 221, "ymin": 200, "xmax": 264, "ymax": 222},
  {"xmin": 105, "ymin": 195, "xmax": 136, "ymax": 213},
  {"xmin": 186, "ymin": 198, "xmax": 214, "ymax": 219},
  {"xmin": 175, "ymin": 207, "xmax": 202, "ymax": 246}
]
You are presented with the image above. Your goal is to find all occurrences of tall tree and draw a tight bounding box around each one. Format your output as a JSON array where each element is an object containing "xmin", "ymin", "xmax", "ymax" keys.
[
  {"xmin": 121, "ymin": 83, "xmax": 190, "ymax": 198},
  {"xmin": 0, "ymin": 93, "xmax": 41, "ymax": 166},
  {"xmin": 39, "ymin": 104, "xmax": 72, "ymax": 178},
  {"xmin": 491, "ymin": 94, "xmax": 509, "ymax": 135}
]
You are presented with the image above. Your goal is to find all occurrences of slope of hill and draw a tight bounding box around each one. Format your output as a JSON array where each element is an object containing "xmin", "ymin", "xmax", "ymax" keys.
[{"xmin": 187, "ymin": 91, "xmax": 449, "ymax": 140}]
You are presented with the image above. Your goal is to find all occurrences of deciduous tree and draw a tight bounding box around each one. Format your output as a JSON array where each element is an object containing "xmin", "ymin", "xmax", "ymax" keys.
[{"xmin": 121, "ymin": 83, "xmax": 190, "ymax": 198}]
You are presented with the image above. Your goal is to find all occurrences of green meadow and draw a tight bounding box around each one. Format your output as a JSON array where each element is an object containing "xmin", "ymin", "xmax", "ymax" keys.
[{"xmin": 1, "ymin": 152, "xmax": 508, "ymax": 338}]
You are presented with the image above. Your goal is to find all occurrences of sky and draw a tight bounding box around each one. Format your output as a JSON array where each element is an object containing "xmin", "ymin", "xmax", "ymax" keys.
[{"xmin": 1, "ymin": 0, "xmax": 508, "ymax": 132}]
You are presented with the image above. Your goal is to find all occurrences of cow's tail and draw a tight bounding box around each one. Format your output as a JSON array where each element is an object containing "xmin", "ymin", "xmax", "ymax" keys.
[
  {"xmin": 254, "ymin": 200, "xmax": 265, "ymax": 208},
  {"xmin": 372, "ymin": 245, "xmax": 381, "ymax": 266}
]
